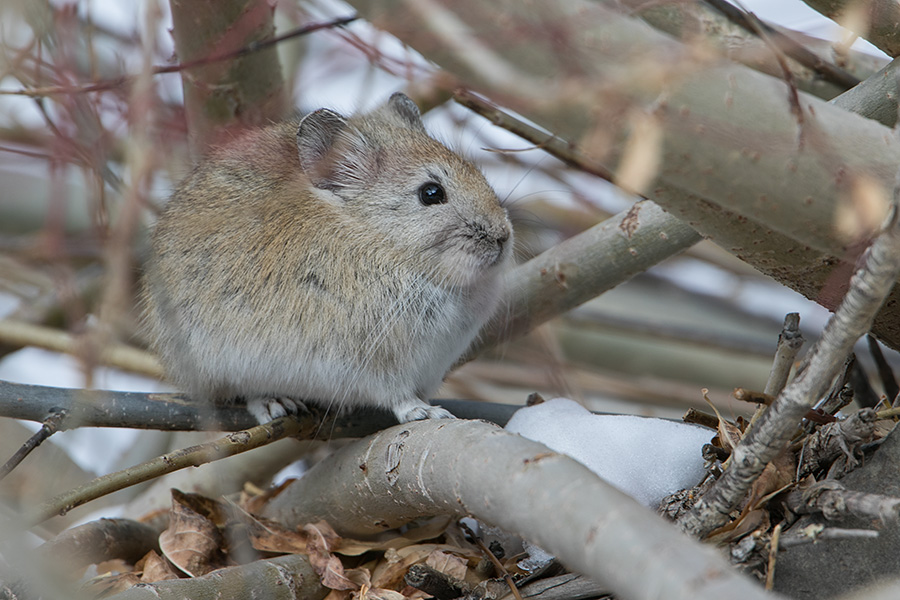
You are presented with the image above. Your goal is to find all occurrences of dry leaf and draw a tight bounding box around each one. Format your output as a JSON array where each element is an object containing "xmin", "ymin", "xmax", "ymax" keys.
[
  {"xmin": 242, "ymin": 478, "xmax": 296, "ymax": 515},
  {"xmin": 425, "ymin": 550, "xmax": 468, "ymax": 581},
  {"xmin": 304, "ymin": 522, "xmax": 359, "ymax": 591},
  {"xmin": 320, "ymin": 555, "xmax": 360, "ymax": 591},
  {"xmin": 337, "ymin": 517, "xmax": 453, "ymax": 556},
  {"xmin": 706, "ymin": 508, "xmax": 769, "ymax": 545},
  {"xmin": 238, "ymin": 511, "xmax": 312, "ymax": 554},
  {"xmin": 371, "ymin": 544, "xmax": 477, "ymax": 590},
  {"xmin": 136, "ymin": 550, "xmax": 180, "ymax": 583},
  {"xmin": 704, "ymin": 389, "xmax": 742, "ymax": 450},
  {"xmin": 360, "ymin": 589, "xmax": 406, "ymax": 600},
  {"xmin": 81, "ymin": 572, "xmax": 142, "ymax": 597},
  {"xmin": 748, "ymin": 452, "xmax": 796, "ymax": 510},
  {"xmin": 158, "ymin": 490, "xmax": 225, "ymax": 577}
]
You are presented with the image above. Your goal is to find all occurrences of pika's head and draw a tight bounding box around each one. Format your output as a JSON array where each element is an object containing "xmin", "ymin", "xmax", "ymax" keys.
[{"xmin": 296, "ymin": 93, "xmax": 512, "ymax": 288}]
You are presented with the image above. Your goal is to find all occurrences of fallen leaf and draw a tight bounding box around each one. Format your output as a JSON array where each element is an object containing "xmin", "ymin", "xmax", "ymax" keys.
[
  {"xmin": 158, "ymin": 490, "xmax": 225, "ymax": 577},
  {"xmin": 136, "ymin": 550, "xmax": 180, "ymax": 583},
  {"xmin": 426, "ymin": 549, "xmax": 468, "ymax": 581}
]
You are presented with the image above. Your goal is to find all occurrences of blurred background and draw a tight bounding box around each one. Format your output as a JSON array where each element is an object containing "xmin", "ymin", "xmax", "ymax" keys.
[{"xmin": 0, "ymin": 0, "xmax": 895, "ymax": 519}]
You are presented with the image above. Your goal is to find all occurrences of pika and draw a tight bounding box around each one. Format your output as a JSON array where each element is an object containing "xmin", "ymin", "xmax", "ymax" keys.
[{"xmin": 142, "ymin": 93, "xmax": 513, "ymax": 424}]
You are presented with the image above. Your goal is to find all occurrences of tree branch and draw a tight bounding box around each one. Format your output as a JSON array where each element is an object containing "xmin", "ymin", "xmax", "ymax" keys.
[
  {"xmin": 0, "ymin": 379, "xmax": 518, "ymax": 431},
  {"xmin": 262, "ymin": 419, "xmax": 776, "ymax": 600},
  {"xmin": 799, "ymin": 0, "xmax": 900, "ymax": 57}
]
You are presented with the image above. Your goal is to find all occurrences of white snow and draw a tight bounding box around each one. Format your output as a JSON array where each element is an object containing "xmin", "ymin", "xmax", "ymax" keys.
[{"xmin": 505, "ymin": 398, "xmax": 713, "ymax": 507}]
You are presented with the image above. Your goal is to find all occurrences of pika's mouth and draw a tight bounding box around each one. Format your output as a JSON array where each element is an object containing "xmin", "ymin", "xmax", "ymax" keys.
[{"xmin": 466, "ymin": 221, "xmax": 511, "ymax": 268}]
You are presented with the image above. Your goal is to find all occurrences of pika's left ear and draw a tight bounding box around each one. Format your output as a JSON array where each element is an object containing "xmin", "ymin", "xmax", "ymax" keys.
[{"xmin": 386, "ymin": 92, "xmax": 427, "ymax": 133}]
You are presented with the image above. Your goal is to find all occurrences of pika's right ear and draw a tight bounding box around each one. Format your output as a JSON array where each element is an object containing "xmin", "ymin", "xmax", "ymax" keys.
[{"xmin": 297, "ymin": 108, "xmax": 347, "ymax": 177}]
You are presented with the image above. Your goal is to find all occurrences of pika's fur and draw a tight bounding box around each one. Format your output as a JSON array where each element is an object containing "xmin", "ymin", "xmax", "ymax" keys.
[{"xmin": 142, "ymin": 93, "xmax": 512, "ymax": 423}]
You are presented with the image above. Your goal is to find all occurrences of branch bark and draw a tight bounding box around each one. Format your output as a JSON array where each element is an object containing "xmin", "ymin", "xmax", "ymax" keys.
[
  {"xmin": 169, "ymin": 0, "xmax": 288, "ymax": 156},
  {"xmin": 620, "ymin": 0, "xmax": 866, "ymax": 98},
  {"xmin": 799, "ymin": 0, "xmax": 900, "ymax": 57},
  {"xmin": 471, "ymin": 201, "xmax": 701, "ymax": 356},
  {"xmin": 0, "ymin": 379, "xmax": 518, "ymax": 431},
  {"xmin": 262, "ymin": 419, "xmax": 777, "ymax": 600},
  {"xmin": 105, "ymin": 554, "xmax": 327, "ymax": 600}
]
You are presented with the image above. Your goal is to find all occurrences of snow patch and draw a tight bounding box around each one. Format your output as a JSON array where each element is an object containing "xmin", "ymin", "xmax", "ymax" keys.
[{"xmin": 506, "ymin": 398, "xmax": 712, "ymax": 507}]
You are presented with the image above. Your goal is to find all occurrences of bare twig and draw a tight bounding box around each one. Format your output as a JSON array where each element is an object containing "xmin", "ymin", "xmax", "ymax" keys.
[
  {"xmin": 0, "ymin": 408, "xmax": 67, "ymax": 481},
  {"xmin": 0, "ymin": 319, "xmax": 163, "ymax": 378},
  {"xmin": 460, "ymin": 521, "xmax": 524, "ymax": 600},
  {"xmin": 785, "ymin": 479, "xmax": 900, "ymax": 522},
  {"xmin": 702, "ymin": 0, "xmax": 860, "ymax": 89},
  {"xmin": 0, "ymin": 16, "xmax": 357, "ymax": 97},
  {"xmin": 764, "ymin": 313, "xmax": 804, "ymax": 398},
  {"xmin": 453, "ymin": 89, "xmax": 619, "ymax": 185},
  {"xmin": 466, "ymin": 201, "xmax": 702, "ymax": 358},
  {"xmin": 103, "ymin": 554, "xmax": 326, "ymax": 600},
  {"xmin": 23, "ymin": 415, "xmax": 311, "ymax": 526},
  {"xmin": 797, "ymin": 408, "xmax": 877, "ymax": 478},
  {"xmin": 766, "ymin": 523, "xmax": 782, "ymax": 591},
  {"xmin": 777, "ymin": 525, "xmax": 879, "ymax": 548},
  {"xmin": 0, "ymin": 379, "xmax": 518, "ymax": 431},
  {"xmin": 678, "ymin": 202, "xmax": 900, "ymax": 538},
  {"xmin": 503, "ymin": 573, "xmax": 609, "ymax": 600}
]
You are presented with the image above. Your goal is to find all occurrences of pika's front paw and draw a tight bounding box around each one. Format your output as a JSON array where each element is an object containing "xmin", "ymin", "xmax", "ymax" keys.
[
  {"xmin": 247, "ymin": 397, "xmax": 308, "ymax": 424},
  {"xmin": 394, "ymin": 400, "xmax": 456, "ymax": 423}
]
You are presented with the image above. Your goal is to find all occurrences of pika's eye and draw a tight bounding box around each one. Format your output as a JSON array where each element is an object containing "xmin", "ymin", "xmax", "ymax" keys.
[{"xmin": 418, "ymin": 182, "xmax": 446, "ymax": 205}]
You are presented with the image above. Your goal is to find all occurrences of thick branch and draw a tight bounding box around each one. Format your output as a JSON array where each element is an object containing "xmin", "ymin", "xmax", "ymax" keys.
[
  {"xmin": 799, "ymin": 0, "xmax": 900, "ymax": 57},
  {"xmin": 169, "ymin": 0, "xmax": 288, "ymax": 155},
  {"xmin": 832, "ymin": 57, "xmax": 900, "ymax": 128},
  {"xmin": 262, "ymin": 419, "xmax": 776, "ymax": 600},
  {"xmin": 471, "ymin": 201, "xmax": 701, "ymax": 355},
  {"xmin": 622, "ymin": 0, "xmax": 863, "ymax": 98},
  {"xmin": 105, "ymin": 554, "xmax": 326, "ymax": 600}
]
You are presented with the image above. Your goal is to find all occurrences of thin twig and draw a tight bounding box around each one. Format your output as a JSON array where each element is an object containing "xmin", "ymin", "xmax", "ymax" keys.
[
  {"xmin": 23, "ymin": 415, "xmax": 312, "ymax": 526},
  {"xmin": 0, "ymin": 16, "xmax": 357, "ymax": 97},
  {"xmin": 678, "ymin": 200, "xmax": 900, "ymax": 538},
  {"xmin": 453, "ymin": 89, "xmax": 619, "ymax": 186},
  {"xmin": 0, "ymin": 408, "xmax": 67, "ymax": 481},
  {"xmin": 725, "ymin": 0, "xmax": 804, "ymax": 125},
  {"xmin": 763, "ymin": 313, "xmax": 804, "ymax": 398},
  {"xmin": 702, "ymin": 0, "xmax": 860, "ymax": 90},
  {"xmin": 0, "ymin": 379, "xmax": 518, "ymax": 431},
  {"xmin": 0, "ymin": 319, "xmax": 163, "ymax": 378},
  {"xmin": 459, "ymin": 521, "xmax": 524, "ymax": 600},
  {"xmin": 777, "ymin": 526, "xmax": 879, "ymax": 548},
  {"xmin": 766, "ymin": 523, "xmax": 782, "ymax": 591}
]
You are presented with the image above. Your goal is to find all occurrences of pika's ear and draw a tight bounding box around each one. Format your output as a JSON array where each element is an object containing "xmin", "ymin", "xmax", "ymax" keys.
[
  {"xmin": 297, "ymin": 108, "xmax": 346, "ymax": 174},
  {"xmin": 386, "ymin": 92, "xmax": 426, "ymax": 133},
  {"xmin": 298, "ymin": 108, "xmax": 375, "ymax": 191}
]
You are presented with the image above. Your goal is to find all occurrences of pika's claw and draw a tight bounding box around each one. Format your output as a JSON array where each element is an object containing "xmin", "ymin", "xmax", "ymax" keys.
[
  {"xmin": 247, "ymin": 397, "xmax": 308, "ymax": 424},
  {"xmin": 394, "ymin": 400, "xmax": 455, "ymax": 423}
]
